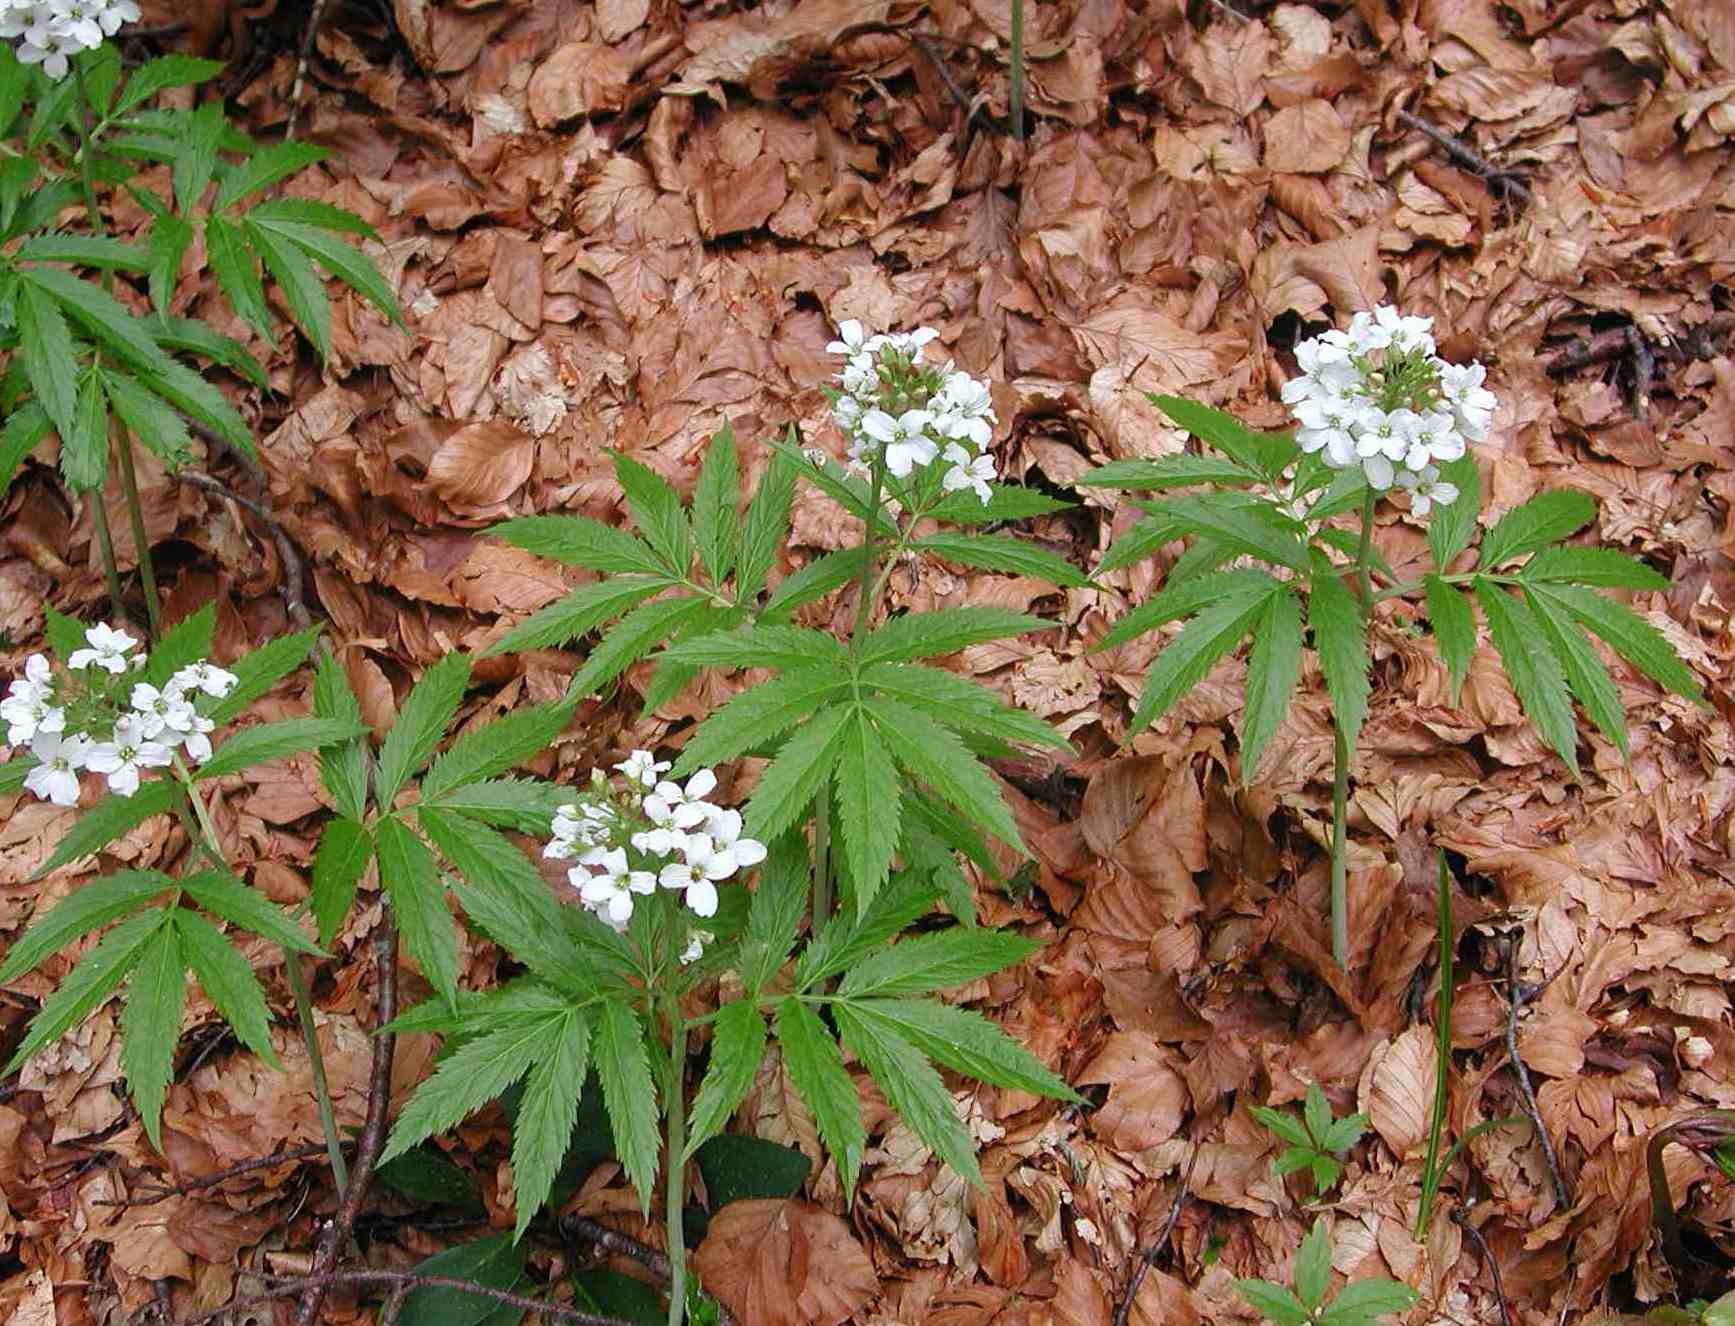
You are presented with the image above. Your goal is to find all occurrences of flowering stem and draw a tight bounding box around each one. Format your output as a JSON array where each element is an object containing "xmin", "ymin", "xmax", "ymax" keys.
[
  {"xmin": 172, "ymin": 757, "xmax": 350, "ymax": 1192},
  {"xmin": 89, "ymin": 498, "xmax": 130, "ymax": 629},
  {"xmin": 112, "ymin": 418, "xmax": 162, "ymax": 637},
  {"xmin": 663, "ymin": 991, "xmax": 689, "ymax": 1326},
  {"xmin": 850, "ymin": 462, "xmax": 888, "ymax": 644},
  {"xmin": 1354, "ymin": 490, "xmax": 1377, "ymax": 616},
  {"xmin": 1328, "ymin": 491, "xmax": 1380, "ymax": 970}
]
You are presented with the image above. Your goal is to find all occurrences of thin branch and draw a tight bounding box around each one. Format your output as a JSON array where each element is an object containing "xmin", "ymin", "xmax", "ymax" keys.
[
  {"xmin": 563, "ymin": 1215, "xmax": 739, "ymax": 1326},
  {"xmin": 1504, "ymin": 931, "xmax": 1571, "ymax": 1210},
  {"xmin": 1112, "ymin": 1147, "xmax": 1198, "ymax": 1326},
  {"xmin": 284, "ymin": 0, "xmax": 336, "ymax": 140},
  {"xmin": 1625, "ymin": 326, "xmax": 1655, "ymax": 421},
  {"xmin": 98, "ymin": 1143, "xmax": 338, "ymax": 1209},
  {"xmin": 294, "ymin": 920, "xmax": 399, "ymax": 1326},
  {"xmin": 1397, "ymin": 110, "xmax": 1534, "ymax": 205},
  {"xmin": 183, "ymin": 1270, "xmax": 637, "ymax": 1326},
  {"xmin": 171, "ymin": 469, "xmax": 310, "ymax": 631},
  {"xmin": 1452, "ymin": 1207, "xmax": 1514, "ymax": 1326}
]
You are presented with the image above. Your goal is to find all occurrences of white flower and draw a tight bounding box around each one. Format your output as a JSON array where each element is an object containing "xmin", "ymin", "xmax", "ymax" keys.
[
  {"xmin": 1398, "ymin": 466, "xmax": 1460, "ymax": 517},
  {"xmin": 646, "ymin": 768, "xmax": 718, "ymax": 830},
  {"xmin": 1436, "ymin": 360, "xmax": 1496, "ymax": 440},
  {"xmin": 840, "ymin": 356, "xmax": 880, "ymax": 397},
  {"xmin": 858, "ymin": 408, "xmax": 940, "ymax": 479},
  {"xmin": 703, "ymin": 807, "xmax": 766, "ymax": 869},
  {"xmin": 1292, "ymin": 394, "xmax": 1357, "ymax": 467},
  {"xmin": 934, "ymin": 373, "xmax": 995, "ymax": 447},
  {"xmin": 1401, "ymin": 410, "xmax": 1465, "ymax": 471},
  {"xmin": 85, "ymin": 716, "xmax": 173, "ymax": 796},
  {"xmin": 24, "ymin": 731, "xmax": 91, "ymax": 806},
  {"xmin": 657, "ymin": 834, "xmax": 737, "ymax": 916},
  {"xmin": 679, "ymin": 929, "xmax": 715, "ymax": 965},
  {"xmin": 174, "ymin": 709, "xmax": 215, "ymax": 764},
  {"xmin": 827, "ymin": 321, "xmax": 869, "ymax": 357},
  {"xmin": 631, "ymin": 826, "xmax": 687, "ymax": 857},
  {"xmin": 1352, "ymin": 406, "xmax": 1419, "ymax": 464},
  {"xmin": 615, "ymin": 750, "xmax": 670, "ymax": 788},
  {"xmin": 68, "ymin": 623, "xmax": 138, "ymax": 674},
  {"xmin": 3, "ymin": 655, "xmax": 63, "ymax": 745},
  {"xmin": 129, "ymin": 682, "xmax": 196, "ymax": 740},
  {"xmin": 171, "ymin": 661, "xmax": 238, "ymax": 699},
  {"xmin": 1361, "ymin": 453, "xmax": 1397, "ymax": 490},
  {"xmin": 940, "ymin": 443, "xmax": 994, "ymax": 503},
  {"xmin": 573, "ymin": 849, "xmax": 655, "ymax": 930}
]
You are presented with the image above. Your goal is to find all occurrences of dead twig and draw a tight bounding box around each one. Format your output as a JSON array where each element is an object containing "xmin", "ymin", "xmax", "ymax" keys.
[
  {"xmin": 184, "ymin": 1270, "xmax": 637, "ymax": 1326},
  {"xmin": 1112, "ymin": 1147, "xmax": 1198, "ymax": 1326},
  {"xmin": 284, "ymin": 0, "xmax": 335, "ymax": 140},
  {"xmin": 1504, "ymin": 931, "xmax": 1571, "ymax": 1211},
  {"xmin": 907, "ymin": 32, "xmax": 1004, "ymax": 137},
  {"xmin": 1397, "ymin": 111, "xmax": 1534, "ymax": 206},
  {"xmin": 1451, "ymin": 1207, "xmax": 1514, "ymax": 1326},
  {"xmin": 171, "ymin": 469, "xmax": 309, "ymax": 631},
  {"xmin": 1625, "ymin": 325, "xmax": 1655, "ymax": 421},
  {"xmin": 293, "ymin": 920, "xmax": 399, "ymax": 1326},
  {"xmin": 562, "ymin": 1215, "xmax": 738, "ymax": 1326},
  {"xmin": 99, "ymin": 1143, "xmax": 338, "ymax": 1209}
]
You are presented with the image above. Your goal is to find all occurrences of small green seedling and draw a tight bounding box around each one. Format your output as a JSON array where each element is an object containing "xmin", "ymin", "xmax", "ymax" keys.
[
  {"xmin": 1250, "ymin": 1082, "xmax": 1368, "ymax": 1196},
  {"xmin": 1236, "ymin": 1218, "xmax": 1417, "ymax": 1326}
]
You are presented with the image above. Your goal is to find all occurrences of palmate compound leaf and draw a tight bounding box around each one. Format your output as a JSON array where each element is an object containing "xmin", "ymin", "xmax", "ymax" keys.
[
  {"xmin": 742, "ymin": 703, "xmax": 851, "ymax": 843},
  {"xmin": 1520, "ymin": 546, "xmax": 1671, "ymax": 589},
  {"xmin": 118, "ymin": 921, "xmax": 186, "ymax": 1149},
  {"xmin": 593, "ymin": 998, "xmax": 660, "ymax": 1215},
  {"xmin": 1523, "ymin": 585, "xmax": 1629, "ymax": 758},
  {"xmin": 833, "ymin": 1000, "xmax": 981, "ymax": 1186},
  {"xmin": 692, "ymin": 423, "xmax": 741, "ymax": 584},
  {"xmin": 0, "ymin": 870, "xmax": 171, "ymax": 983},
  {"xmin": 1239, "ymin": 585, "xmax": 1303, "ymax": 787},
  {"xmin": 509, "ymin": 1007, "xmax": 591, "ymax": 1239},
  {"xmin": 313, "ymin": 647, "xmax": 369, "ymax": 823},
  {"xmin": 1235, "ymin": 1279, "xmax": 1312, "ymax": 1326},
  {"xmin": 1475, "ymin": 580, "xmax": 1580, "ymax": 778},
  {"xmin": 682, "ymin": 998, "xmax": 769, "ymax": 1158},
  {"xmin": 832, "ymin": 998, "xmax": 1080, "ymax": 1102},
  {"xmin": 761, "ymin": 546, "xmax": 869, "ymax": 620},
  {"xmin": 1477, "ymin": 489, "xmax": 1596, "ymax": 571},
  {"xmin": 738, "ymin": 832, "xmax": 811, "ymax": 997},
  {"xmin": 857, "ymin": 608, "xmax": 1051, "ymax": 666},
  {"xmin": 311, "ymin": 817, "xmax": 372, "ymax": 949},
  {"xmin": 178, "ymin": 870, "xmax": 321, "ymax": 955},
  {"xmin": 1317, "ymin": 1278, "xmax": 1420, "ymax": 1326},
  {"xmin": 564, "ymin": 595, "xmax": 715, "ymax": 702},
  {"xmin": 837, "ymin": 928, "xmax": 1042, "ymax": 999},
  {"xmin": 1525, "ymin": 581, "xmax": 1708, "ymax": 707},
  {"xmin": 736, "ymin": 446, "xmax": 797, "ymax": 602},
  {"xmin": 207, "ymin": 626, "xmax": 322, "ymax": 724},
  {"xmin": 1426, "ymin": 454, "xmax": 1481, "ymax": 572},
  {"xmin": 863, "ymin": 697, "xmax": 1024, "ymax": 853},
  {"xmin": 1424, "ymin": 575, "xmax": 1477, "ymax": 704},
  {"xmin": 775, "ymin": 996, "xmax": 866, "ymax": 1196},
  {"xmin": 1149, "ymin": 395, "xmax": 1299, "ymax": 478},
  {"xmin": 376, "ymin": 652, "xmax": 473, "ymax": 806},
  {"xmin": 1124, "ymin": 582, "xmax": 1279, "ymax": 739},
  {"xmin": 908, "ymin": 533, "xmax": 1091, "ymax": 588},
  {"xmin": 1309, "ymin": 570, "xmax": 1370, "ymax": 755},
  {"xmin": 491, "ymin": 514, "xmax": 665, "ymax": 576},
  {"xmin": 660, "ymin": 623, "xmax": 848, "ymax": 672},
  {"xmin": 1147, "ymin": 492, "xmax": 1311, "ymax": 573},
  {"xmin": 1073, "ymin": 453, "xmax": 1262, "ymax": 491},
  {"xmin": 1093, "ymin": 568, "xmax": 1279, "ymax": 655},
  {"xmin": 857, "ymin": 661, "xmax": 1071, "ymax": 753}
]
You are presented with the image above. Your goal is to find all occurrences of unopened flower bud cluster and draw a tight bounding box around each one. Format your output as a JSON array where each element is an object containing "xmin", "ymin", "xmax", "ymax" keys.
[
  {"xmin": 0, "ymin": 0, "xmax": 139, "ymax": 79},
  {"xmin": 824, "ymin": 322, "xmax": 997, "ymax": 503},
  {"xmin": 1281, "ymin": 306, "xmax": 1495, "ymax": 515},
  {"xmin": 546, "ymin": 751, "xmax": 766, "ymax": 939},
  {"xmin": 3, "ymin": 623, "xmax": 235, "ymax": 806}
]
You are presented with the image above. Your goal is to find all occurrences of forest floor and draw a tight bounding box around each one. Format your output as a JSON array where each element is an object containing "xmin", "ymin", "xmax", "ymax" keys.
[{"xmin": 2, "ymin": 0, "xmax": 1735, "ymax": 1324}]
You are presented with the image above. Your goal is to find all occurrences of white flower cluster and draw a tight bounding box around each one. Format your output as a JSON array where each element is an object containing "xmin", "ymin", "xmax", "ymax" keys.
[
  {"xmin": 0, "ymin": 0, "xmax": 138, "ymax": 79},
  {"xmin": 825, "ymin": 321, "xmax": 997, "ymax": 502},
  {"xmin": 3, "ymin": 623, "xmax": 233, "ymax": 807},
  {"xmin": 1281, "ymin": 306, "xmax": 1496, "ymax": 515},
  {"xmin": 546, "ymin": 751, "xmax": 766, "ymax": 934}
]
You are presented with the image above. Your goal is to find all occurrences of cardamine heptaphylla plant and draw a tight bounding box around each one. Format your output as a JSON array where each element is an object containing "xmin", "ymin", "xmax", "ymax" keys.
[{"xmin": 1077, "ymin": 306, "xmax": 1708, "ymax": 968}]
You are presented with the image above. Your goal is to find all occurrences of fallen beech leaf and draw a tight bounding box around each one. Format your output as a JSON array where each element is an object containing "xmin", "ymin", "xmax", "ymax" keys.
[
  {"xmin": 1076, "ymin": 1031, "xmax": 1188, "ymax": 1150},
  {"xmin": 1359, "ymin": 1026, "xmax": 1436, "ymax": 1160},
  {"xmin": 529, "ymin": 42, "xmax": 632, "ymax": 128},
  {"xmin": 427, "ymin": 420, "xmax": 535, "ymax": 508},
  {"xmin": 691, "ymin": 1198, "xmax": 878, "ymax": 1326}
]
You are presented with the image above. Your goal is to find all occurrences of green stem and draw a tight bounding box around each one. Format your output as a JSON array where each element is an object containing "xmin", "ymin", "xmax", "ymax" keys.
[
  {"xmin": 89, "ymin": 497, "xmax": 130, "ymax": 628},
  {"xmin": 1415, "ymin": 852, "xmax": 1455, "ymax": 1241},
  {"xmin": 1328, "ymin": 492, "xmax": 1380, "ymax": 969},
  {"xmin": 1008, "ymin": 0, "xmax": 1026, "ymax": 142},
  {"xmin": 113, "ymin": 420, "xmax": 162, "ymax": 637},
  {"xmin": 664, "ymin": 993, "xmax": 689, "ymax": 1326},
  {"xmin": 811, "ymin": 784, "xmax": 832, "ymax": 936},
  {"xmin": 1354, "ymin": 490, "xmax": 1377, "ymax": 616},
  {"xmin": 850, "ymin": 463, "xmax": 888, "ymax": 645},
  {"xmin": 173, "ymin": 758, "xmax": 350, "ymax": 1192}
]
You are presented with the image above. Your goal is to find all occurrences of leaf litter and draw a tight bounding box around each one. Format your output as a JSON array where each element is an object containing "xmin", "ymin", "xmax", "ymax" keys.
[{"xmin": 1, "ymin": 0, "xmax": 1735, "ymax": 1322}]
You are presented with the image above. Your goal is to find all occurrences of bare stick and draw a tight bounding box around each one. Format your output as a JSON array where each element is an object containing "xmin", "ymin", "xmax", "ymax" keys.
[
  {"xmin": 908, "ymin": 33, "xmax": 993, "ymax": 134},
  {"xmin": 563, "ymin": 1216, "xmax": 738, "ymax": 1326},
  {"xmin": 1452, "ymin": 1207, "xmax": 1515, "ymax": 1326},
  {"xmin": 100, "ymin": 1143, "xmax": 338, "ymax": 1209},
  {"xmin": 1112, "ymin": 1147, "xmax": 1198, "ymax": 1326},
  {"xmin": 1397, "ymin": 111, "xmax": 1534, "ymax": 205},
  {"xmin": 184, "ymin": 1271, "xmax": 637, "ymax": 1326},
  {"xmin": 294, "ymin": 920, "xmax": 399, "ymax": 1326},
  {"xmin": 1504, "ymin": 931, "xmax": 1571, "ymax": 1210},
  {"xmin": 1625, "ymin": 325, "xmax": 1655, "ymax": 421},
  {"xmin": 171, "ymin": 469, "xmax": 310, "ymax": 630},
  {"xmin": 284, "ymin": 0, "xmax": 334, "ymax": 141}
]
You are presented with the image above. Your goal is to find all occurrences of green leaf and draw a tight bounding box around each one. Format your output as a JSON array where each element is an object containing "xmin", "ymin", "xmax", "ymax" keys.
[
  {"xmin": 860, "ymin": 608, "xmax": 1048, "ymax": 666},
  {"xmin": 858, "ymin": 662, "xmax": 1069, "ymax": 752},
  {"xmin": 170, "ymin": 102, "xmax": 225, "ymax": 213},
  {"xmin": 739, "ymin": 833, "xmax": 810, "ymax": 995},
  {"xmin": 1525, "ymin": 586, "xmax": 1628, "ymax": 758},
  {"xmin": 1303, "ymin": 1083, "xmax": 1332, "ymax": 1145},
  {"xmin": 117, "ymin": 54, "xmax": 226, "ymax": 114},
  {"xmin": 1319, "ymin": 1112, "xmax": 1369, "ymax": 1154},
  {"xmin": 832, "ymin": 708, "xmax": 902, "ymax": 909},
  {"xmin": 3, "ymin": 908, "xmax": 166, "ymax": 1077},
  {"xmin": 761, "ymin": 546, "xmax": 870, "ymax": 620},
  {"xmin": 1239, "ymin": 586, "xmax": 1302, "ymax": 786},
  {"xmin": 1424, "ymin": 575, "xmax": 1476, "ymax": 704},
  {"xmin": 34, "ymin": 780, "xmax": 185, "ymax": 880},
  {"xmin": 138, "ymin": 604, "xmax": 217, "ymax": 692},
  {"xmin": 614, "ymin": 452, "xmax": 691, "ymax": 576},
  {"xmin": 150, "ymin": 314, "xmax": 269, "ymax": 389},
  {"xmin": 396, "ymin": 1235, "xmax": 525, "ymax": 1326},
  {"xmin": 1094, "ymin": 568, "xmax": 1281, "ymax": 654},
  {"xmin": 1124, "ymin": 590, "xmax": 1269, "ymax": 738},
  {"xmin": 246, "ymin": 214, "xmax": 403, "ymax": 326},
  {"xmin": 421, "ymin": 699, "xmax": 572, "ymax": 800},
  {"xmin": 118, "ymin": 925, "xmax": 185, "ymax": 1149},
  {"xmin": 492, "ymin": 514, "xmax": 666, "ymax": 575},
  {"xmin": 742, "ymin": 702, "xmax": 850, "ymax": 841},
  {"xmin": 774, "ymin": 996, "xmax": 865, "ymax": 1196},
  {"xmin": 174, "ymin": 908, "xmax": 282, "ymax": 1068},
  {"xmin": 692, "ymin": 426, "xmax": 740, "ymax": 584},
  {"xmin": 129, "ymin": 353, "xmax": 256, "ymax": 458},
  {"xmin": 594, "ymin": 999, "xmax": 660, "ymax": 1213},
  {"xmin": 17, "ymin": 276, "xmax": 79, "ymax": 445},
  {"xmin": 420, "ymin": 777, "xmax": 574, "ymax": 833},
  {"xmin": 0, "ymin": 870, "xmax": 171, "ymax": 983},
  {"xmin": 485, "ymin": 575, "xmax": 667, "ymax": 657},
  {"xmin": 910, "ymin": 533, "xmax": 1089, "ymax": 588},
  {"xmin": 1249, "ymin": 1105, "xmax": 1313, "ymax": 1150},
  {"xmin": 510, "ymin": 1009, "xmax": 590, "ymax": 1238},
  {"xmin": 179, "ymin": 869, "xmax": 321, "ymax": 954},
  {"xmin": 16, "ymin": 235, "xmax": 148, "ymax": 271},
  {"xmin": 376, "ymin": 817, "xmax": 458, "ymax": 1005},
  {"xmin": 312, "ymin": 648, "xmax": 369, "ymax": 821},
  {"xmin": 661, "ymin": 623, "xmax": 848, "ymax": 672},
  {"xmin": 311, "ymin": 817, "xmax": 372, "ymax": 947},
  {"xmin": 694, "ymin": 1134, "xmax": 810, "ymax": 1207},
  {"xmin": 1317, "ymin": 1279, "xmax": 1419, "ymax": 1326},
  {"xmin": 374, "ymin": 1146, "xmax": 484, "ymax": 1213},
  {"xmin": 566, "ymin": 595, "xmax": 712, "ymax": 701},
  {"xmin": 1306, "ymin": 467, "xmax": 1371, "ymax": 522},
  {"xmin": 683, "ymin": 999, "xmax": 768, "ymax": 1157},
  {"xmin": 1475, "ymin": 581, "xmax": 1580, "ymax": 777},
  {"xmin": 105, "ymin": 367, "xmax": 194, "ymax": 470},
  {"xmin": 375, "ymin": 653, "xmax": 472, "ymax": 805},
  {"xmin": 1310, "ymin": 572, "xmax": 1370, "ymax": 755},
  {"xmin": 204, "ymin": 214, "xmax": 275, "ymax": 344},
  {"xmin": 1527, "ymin": 581, "xmax": 1707, "ymax": 705},
  {"xmin": 1151, "ymin": 396, "xmax": 1299, "ymax": 476},
  {"xmin": 835, "ymin": 1001, "xmax": 980, "ymax": 1186},
  {"xmin": 194, "ymin": 717, "xmax": 367, "ymax": 783},
  {"xmin": 243, "ymin": 196, "xmax": 375, "ymax": 235},
  {"xmin": 1154, "ymin": 493, "xmax": 1310, "ymax": 572},
  {"xmin": 1075, "ymin": 454, "xmax": 1261, "ymax": 491},
  {"xmin": 0, "ymin": 402, "xmax": 51, "ymax": 496},
  {"xmin": 1295, "ymin": 1217, "xmax": 1333, "ymax": 1311},
  {"xmin": 1426, "ymin": 455, "xmax": 1480, "ymax": 572},
  {"xmin": 1479, "ymin": 489, "xmax": 1596, "ymax": 571},
  {"xmin": 45, "ymin": 606, "xmax": 88, "ymax": 659},
  {"xmin": 243, "ymin": 217, "xmax": 329, "ymax": 360},
  {"xmin": 767, "ymin": 436, "xmax": 895, "ymax": 536},
  {"xmin": 866, "ymin": 698, "xmax": 1023, "ymax": 851},
  {"xmin": 1097, "ymin": 512, "xmax": 1181, "ymax": 576},
  {"xmin": 735, "ymin": 447, "xmax": 796, "ymax": 601},
  {"xmin": 838, "ymin": 998, "xmax": 1080, "ymax": 1101},
  {"xmin": 208, "ymin": 626, "xmax": 321, "ymax": 723},
  {"xmin": 382, "ymin": 1014, "xmax": 555, "ymax": 1161},
  {"xmin": 839, "ymin": 928, "xmax": 1040, "ymax": 999},
  {"xmin": 1234, "ymin": 1279, "xmax": 1312, "ymax": 1326},
  {"xmin": 60, "ymin": 368, "xmax": 107, "ymax": 494},
  {"xmin": 1520, "ymin": 546, "xmax": 1670, "ymax": 589},
  {"xmin": 926, "ymin": 483, "xmax": 1073, "ymax": 525}
]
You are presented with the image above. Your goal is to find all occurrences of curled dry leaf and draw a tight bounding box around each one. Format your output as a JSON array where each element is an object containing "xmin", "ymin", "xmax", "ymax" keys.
[
  {"xmin": 691, "ymin": 1198, "xmax": 879, "ymax": 1326},
  {"xmin": 1359, "ymin": 1025, "xmax": 1437, "ymax": 1161},
  {"xmin": 1076, "ymin": 1031, "xmax": 1189, "ymax": 1151},
  {"xmin": 426, "ymin": 420, "xmax": 536, "ymax": 509}
]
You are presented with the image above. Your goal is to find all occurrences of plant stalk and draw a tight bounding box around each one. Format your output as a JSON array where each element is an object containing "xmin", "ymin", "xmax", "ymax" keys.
[
  {"xmin": 850, "ymin": 462, "xmax": 888, "ymax": 644},
  {"xmin": 664, "ymin": 993, "xmax": 689, "ymax": 1326},
  {"xmin": 1328, "ymin": 491, "xmax": 1381, "ymax": 968},
  {"xmin": 174, "ymin": 757, "xmax": 349, "ymax": 1191},
  {"xmin": 89, "ymin": 498, "xmax": 130, "ymax": 627},
  {"xmin": 112, "ymin": 420, "xmax": 162, "ymax": 637}
]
